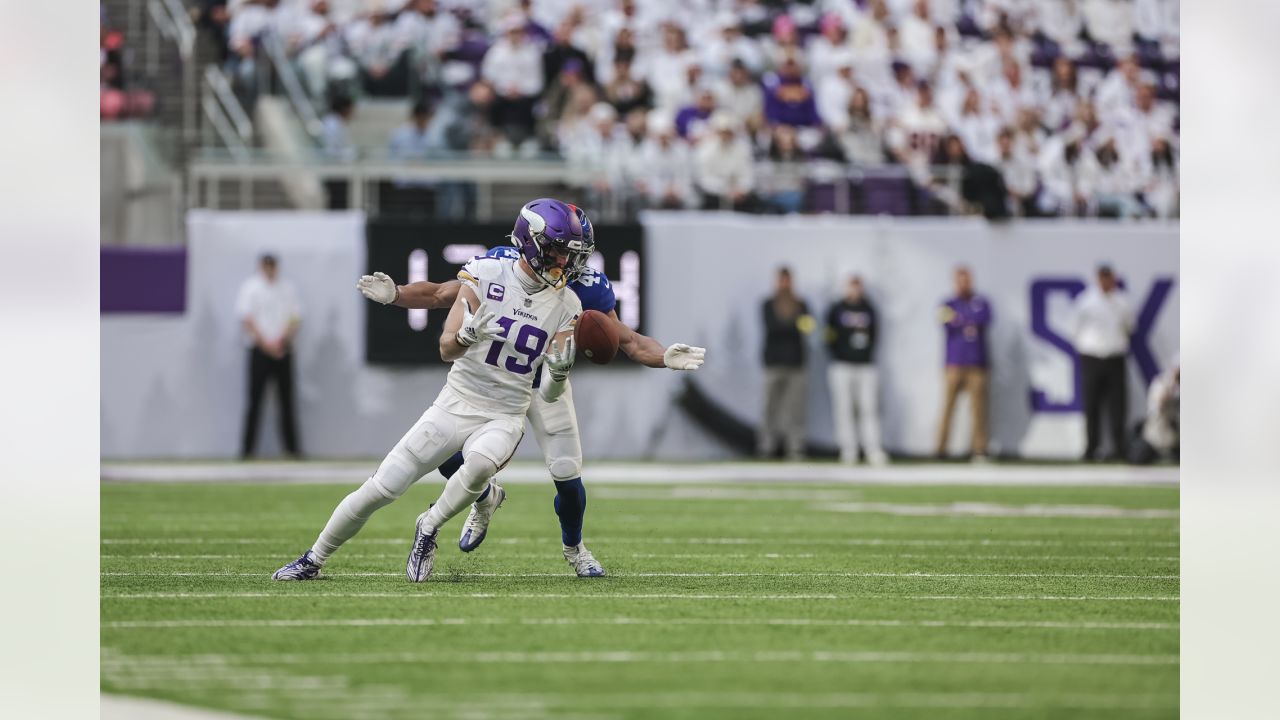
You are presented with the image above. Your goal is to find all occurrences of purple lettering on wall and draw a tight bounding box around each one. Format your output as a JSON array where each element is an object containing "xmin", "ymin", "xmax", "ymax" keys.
[
  {"xmin": 1029, "ymin": 278, "xmax": 1086, "ymax": 412},
  {"xmin": 1129, "ymin": 278, "xmax": 1174, "ymax": 386},
  {"xmin": 1029, "ymin": 276, "xmax": 1176, "ymax": 413}
]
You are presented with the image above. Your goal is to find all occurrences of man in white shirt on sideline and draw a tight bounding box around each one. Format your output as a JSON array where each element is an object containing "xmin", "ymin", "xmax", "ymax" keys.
[
  {"xmin": 1071, "ymin": 264, "xmax": 1135, "ymax": 461},
  {"xmin": 236, "ymin": 254, "xmax": 303, "ymax": 459}
]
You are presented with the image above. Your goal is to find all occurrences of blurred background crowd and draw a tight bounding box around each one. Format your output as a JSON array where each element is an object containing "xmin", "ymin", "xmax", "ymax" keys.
[{"xmin": 103, "ymin": 0, "xmax": 1178, "ymax": 220}]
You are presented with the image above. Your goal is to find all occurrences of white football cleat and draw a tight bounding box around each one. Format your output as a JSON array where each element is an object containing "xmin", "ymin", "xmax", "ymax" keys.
[
  {"xmin": 406, "ymin": 513, "xmax": 439, "ymax": 583},
  {"xmin": 458, "ymin": 482, "xmax": 506, "ymax": 553},
  {"xmin": 272, "ymin": 550, "xmax": 322, "ymax": 581},
  {"xmin": 563, "ymin": 543, "xmax": 606, "ymax": 577}
]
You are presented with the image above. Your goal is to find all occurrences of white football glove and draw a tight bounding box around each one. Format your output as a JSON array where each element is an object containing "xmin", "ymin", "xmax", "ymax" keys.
[
  {"xmin": 663, "ymin": 343, "xmax": 706, "ymax": 370},
  {"xmin": 456, "ymin": 298, "xmax": 504, "ymax": 347},
  {"xmin": 357, "ymin": 272, "xmax": 398, "ymax": 304},
  {"xmin": 545, "ymin": 336, "xmax": 576, "ymax": 382}
]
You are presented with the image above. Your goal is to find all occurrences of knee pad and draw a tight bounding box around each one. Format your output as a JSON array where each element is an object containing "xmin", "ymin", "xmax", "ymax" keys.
[
  {"xmin": 547, "ymin": 455, "xmax": 582, "ymax": 482},
  {"xmin": 455, "ymin": 452, "xmax": 498, "ymax": 494},
  {"xmin": 371, "ymin": 452, "xmax": 417, "ymax": 498}
]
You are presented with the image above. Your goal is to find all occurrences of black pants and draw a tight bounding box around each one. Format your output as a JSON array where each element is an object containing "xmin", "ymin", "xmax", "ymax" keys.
[
  {"xmin": 242, "ymin": 347, "xmax": 300, "ymax": 458},
  {"xmin": 488, "ymin": 95, "xmax": 536, "ymax": 145},
  {"xmin": 1080, "ymin": 354, "xmax": 1127, "ymax": 459}
]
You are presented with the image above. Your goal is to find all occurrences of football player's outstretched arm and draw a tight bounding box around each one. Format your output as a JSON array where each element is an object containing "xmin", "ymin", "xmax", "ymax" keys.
[
  {"xmin": 357, "ymin": 272, "xmax": 461, "ymax": 310},
  {"xmin": 609, "ymin": 310, "xmax": 706, "ymax": 371},
  {"xmin": 439, "ymin": 285, "xmax": 502, "ymax": 362}
]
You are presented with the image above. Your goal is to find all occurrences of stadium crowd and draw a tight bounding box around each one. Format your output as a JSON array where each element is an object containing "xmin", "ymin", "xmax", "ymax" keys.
[{"xmin": 201, "ymin": 0, "xmax": 1179, "ymax": 218}]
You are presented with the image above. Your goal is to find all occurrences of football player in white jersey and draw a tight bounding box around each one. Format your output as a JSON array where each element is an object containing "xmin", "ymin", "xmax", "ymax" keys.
[
  {"xmin": 354, "ymin": 205, "xmax": 705, "ymax": 576},
  {"xmin": 272, "ymin": 199, "xmax": 587, "ymax": 582}
]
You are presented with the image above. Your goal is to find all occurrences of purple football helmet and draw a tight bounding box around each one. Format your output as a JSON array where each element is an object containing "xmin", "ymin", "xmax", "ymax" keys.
[{"xmin": 509, "ymin": 198, "xmax": 587, "ymax": 289}]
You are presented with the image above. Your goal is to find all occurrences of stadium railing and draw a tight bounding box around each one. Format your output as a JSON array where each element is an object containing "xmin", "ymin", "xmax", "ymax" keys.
[{"xmin": 187, "ymin": 150, "xmax": 967, "ymax": 221}]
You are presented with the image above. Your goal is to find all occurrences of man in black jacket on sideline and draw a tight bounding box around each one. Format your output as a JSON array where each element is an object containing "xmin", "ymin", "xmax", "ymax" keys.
[
  {"xmin": 759, "ymin": 267, "xmax": 813, "ymax": 460},
  {"xmin": 825, "ymin": 276, "xmax": 888, "ymax": 465}
]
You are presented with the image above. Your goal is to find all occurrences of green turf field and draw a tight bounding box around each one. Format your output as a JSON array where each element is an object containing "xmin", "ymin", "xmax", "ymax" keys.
[{"xmin": 101, "ymin": 478, "xmax": 1179, "ymax": 719}]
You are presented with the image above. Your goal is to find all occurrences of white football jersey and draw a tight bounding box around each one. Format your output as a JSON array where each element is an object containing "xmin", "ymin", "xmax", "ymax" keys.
[{"xmin": 436, "ymin": 255, "xmax": 582, "ymax": 419}]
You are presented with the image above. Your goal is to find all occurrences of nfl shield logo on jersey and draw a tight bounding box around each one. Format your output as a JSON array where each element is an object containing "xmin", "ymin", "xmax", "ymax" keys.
[
  {"xmin": 524, "ymin": 298, "xmax": 532, "ymax": 307},
  {"xmin": 487, "ymin": 284, "xmax": 505, "ymax": 302}
]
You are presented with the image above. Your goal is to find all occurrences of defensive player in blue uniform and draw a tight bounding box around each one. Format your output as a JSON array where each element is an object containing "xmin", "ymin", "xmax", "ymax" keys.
[{"xmin": 356, "ymin": 204, "xmax": 705, "ymax": 576}]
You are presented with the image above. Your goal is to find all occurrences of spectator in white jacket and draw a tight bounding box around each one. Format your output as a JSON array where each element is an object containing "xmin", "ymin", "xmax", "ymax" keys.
[
  {"xmin": 649, "ymin": 23, "xmax": 697, "ymax": 112},
  {"xmin": 807, "ymin": 13, "xmax": 852, "ymax": 86},
  {"xmin": 394, "ymin": 0, "xmax": 461, "ymax": 85},
  {"xmin": 481, "ymin": 14, "xmax": 544, "ymax": 148},
  {"xmin": 898, "ymin": 0, "xmax": 938, "ymax": 77},
  {"xmin": 695, "ymin": 113, "xmax": 756, "ymax": 211},
  {"xmin": 816, "ymin": 53, "xmax": 860, "ymax": 132},
  {"xmin": 1037, "ymin": 0, "xmax": 1088, "ymax": 58},
  {"xmin": 715, "ymin": 59, "xmax": 764, "ymax": 132},
  {"xmin": 952, "ymin": 88, "xmax": 1000, "ymax": 164},
  {"xmin": 1093, "ymin": 54, "xmax": 1141, "ymax": 125},
  {"xmin": 1082, "ymin": 0, "xmax": 1135, "ymax": 55},
  {"xmin": 1077, "ymin": 133, "xmax": 1146, "ymax": 218},
  {"xmin": 636, "ymin": 113, "xmax": 696, "ymax": 208},
  {"xmin": 995, "ymin": 127, "xmax": 1038, "ymax": 216}
]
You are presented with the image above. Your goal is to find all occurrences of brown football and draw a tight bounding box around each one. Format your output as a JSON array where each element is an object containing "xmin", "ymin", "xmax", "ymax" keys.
[{"xmin": 574, "ymin": 309, "xmax": 619, "ymax": 365}]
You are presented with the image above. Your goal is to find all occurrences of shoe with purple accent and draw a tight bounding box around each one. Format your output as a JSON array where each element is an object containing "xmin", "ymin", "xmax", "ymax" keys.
[
  {"xmin": 459, "ymin": 482, "xmax": 506, "ymax": 553},
  {"xmin": 563, "ymin": 543, "xmax": 606, "ymax": 577},
  {"xmin": 272, "ymin": 550, "xmax": 322, "ymax": 581},
  {"xmin": 406, "ymin": 513, "xmax": 439, "ymax": 582}
]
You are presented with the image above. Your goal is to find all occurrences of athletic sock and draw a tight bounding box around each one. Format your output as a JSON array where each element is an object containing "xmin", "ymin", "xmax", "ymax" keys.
[{"xmin": 553, "ymin": 477, "xmax": 587, "ymax": 547}]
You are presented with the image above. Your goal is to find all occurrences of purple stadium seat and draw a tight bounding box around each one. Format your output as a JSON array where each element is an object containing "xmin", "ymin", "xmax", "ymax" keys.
[
  {"xmin": 860, "ymin": 176, "xmax": 912, "ymax": 216},
  {"xmin": 805, "ymin": 181, "xmax": 838, "ymax": 214}
]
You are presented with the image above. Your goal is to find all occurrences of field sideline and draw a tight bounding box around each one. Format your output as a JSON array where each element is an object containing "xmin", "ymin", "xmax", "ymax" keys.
[{"xmin": 102, "ymin": 463, "xmax": 1178, "ymax": 719}]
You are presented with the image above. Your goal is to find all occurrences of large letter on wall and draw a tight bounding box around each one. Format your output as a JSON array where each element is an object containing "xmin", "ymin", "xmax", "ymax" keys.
[{"xmin": 1029, "ymin": 278, "xmax": 1085, "ymax": 413}]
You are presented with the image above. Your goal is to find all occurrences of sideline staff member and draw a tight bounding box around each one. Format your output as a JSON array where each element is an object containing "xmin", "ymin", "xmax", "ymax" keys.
[
  {"xmin": 236, "ymin": 254, "xmax": 302, "ymax": 459},
  {"xmin": 935, "ymin": 266, "xmax": 992, "ymax": 460},
  {"xmin": 825, "ymin": 276, "xmax": 887, "ymax": 465},
  {"xmin": 1072, "ymin": 264, "xmax": 1135, "ymax": 461}
]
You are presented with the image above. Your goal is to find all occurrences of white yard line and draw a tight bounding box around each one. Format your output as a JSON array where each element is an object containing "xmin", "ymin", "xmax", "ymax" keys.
[
  {"xmin": 100, "ymin": 536, "xmax": 1179, "ymax": 547},
  {"xmin": 100, "ymin": 552, "xmax": 1180, "ymax": 561},
  {"xmin": 101, "ymin": 694, "xmax": 267, "ymax": 720},
  {"xmin": 820, "ymin": 501, "xmax": 1177, "ymax": 519},
  {"xmin": 100, "ymin": 460, "xmax": 1178, "ymax": 486},
  {"xmin": 101, "ymin": 570, "xmax": 1179, "ymax": 579},
  {"xmin": 103, "ymin": 649, "xmax": 1179, "ymax": 667},
  {"xmin": 104, "ymin": 591, "xmax": 1178, "ymax": 601},
  {"xmin": 102, "ymin": 616, "xmax": 1177, "ymax": 631}
]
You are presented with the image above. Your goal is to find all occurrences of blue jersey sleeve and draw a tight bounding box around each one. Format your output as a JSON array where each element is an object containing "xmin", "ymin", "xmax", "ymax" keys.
[
  {"xmin": 486, "ymin": 245, "xmax": 521, "ymax": 261},
  {"xmin": 570, "ymin": 267, "xmax": 617, "ymax": 315}
]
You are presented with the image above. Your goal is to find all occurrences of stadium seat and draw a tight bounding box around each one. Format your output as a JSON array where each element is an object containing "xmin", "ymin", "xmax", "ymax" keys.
[{"xmin": 860, "ymin": 177, "xmax": 913, "ymax": 217}]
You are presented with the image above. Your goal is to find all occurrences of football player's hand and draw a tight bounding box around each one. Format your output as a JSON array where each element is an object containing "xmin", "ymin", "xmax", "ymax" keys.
[
  {"xmin": 663, "ymin": 343, "xmax": 706, "ymax": 371},
  {"xmin": 457, "ymin": 298, "xmax": 504, "ymax": 347},
  {"xmin": 357, "ymin": 272, "xmax": 398, "ymax": 304},
  {"xmin": 545, "ymin": 336, "xmax": 575, "ymax": 381}
]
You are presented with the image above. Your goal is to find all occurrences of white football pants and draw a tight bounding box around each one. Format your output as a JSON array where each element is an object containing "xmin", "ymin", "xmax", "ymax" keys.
[
  {"xmin": 827, "ymin": 362, "xmax": 884, "ymax": 463},
  {"xmin": 311, "ymin": 403, "xmax": 523, "ymax": 561},
  {"xmin": 525, "ymin": 381, "xmax": 583, "ymax": 482}
]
